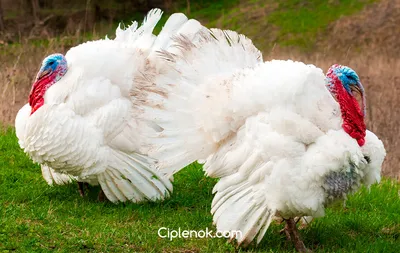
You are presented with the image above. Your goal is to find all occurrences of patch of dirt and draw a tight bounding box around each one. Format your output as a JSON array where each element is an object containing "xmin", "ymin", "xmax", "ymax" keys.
[
  {"xmin": 318, "ymin": 0, "xmax": 400, "ymax": 56},
  {"xmin": 0, "ymin": 99, "xmax": 27, "ymax": 127}
]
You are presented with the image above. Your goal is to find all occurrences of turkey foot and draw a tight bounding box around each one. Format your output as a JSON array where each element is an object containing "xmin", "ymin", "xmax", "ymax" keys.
[
  {"xmin": 298, "ymin": 216, "xmax": 313, "ymax": 230},
  {"xmin": 284, "ymin": 218, "xmax": 311, "ymax": 253},
  {"xmin": 280, "ymin": 217, "xmax": 302, "ymax": 240},
  {"xmin": 78, "ymin": 182, "xmax": 89, "ymax": 197},
  {"xmin": 98, "ymin": 189, "xmax": 106, "ymax": 202}
]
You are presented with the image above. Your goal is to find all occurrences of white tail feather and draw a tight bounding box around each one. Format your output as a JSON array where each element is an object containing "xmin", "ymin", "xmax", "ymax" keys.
[
  {"xmin": 114, "ymin": 8, "xmax": 163, "ymax": 45},
  {"xmin": 98, "ymin": 150, "xmax": 172, "ymax": 203},
  {"xmin": 137, "ymin": 29, "xmax": 262, "ymax": 176},
  {"xmin": 41, "ymin": 165, "xmax": 75, "ymax": 185},
  {"xmin": 211, "ymin": 181, "xmax": 275, "ymax": 246},
  {"xmin": 151, "ymin": 13, "xmax": 188, "ymax": 50}
]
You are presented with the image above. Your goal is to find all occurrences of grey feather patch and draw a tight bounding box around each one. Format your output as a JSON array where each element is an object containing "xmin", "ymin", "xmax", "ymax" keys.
[{"xmin": 322, "ymin": 162, "xmax": 362, "ymax": 203}]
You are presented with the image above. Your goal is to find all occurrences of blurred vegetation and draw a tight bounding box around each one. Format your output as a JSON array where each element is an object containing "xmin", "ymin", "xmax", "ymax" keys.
[
  {"xmin": 0, "ymin": 0, "xmax": 377, "ymax": 51},
  {"xmin": 0, "ymin": 0, "xmax": 235, "ymax": 40}
]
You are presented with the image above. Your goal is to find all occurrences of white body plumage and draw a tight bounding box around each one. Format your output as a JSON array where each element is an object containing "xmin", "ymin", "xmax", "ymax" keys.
[
  {"xmin": 15, "ymin": 9, "xmax": 205, "ymax": 203},
  {"xmin": 136, "ymin": 29, "xmax": 386, "ymax": 245}
]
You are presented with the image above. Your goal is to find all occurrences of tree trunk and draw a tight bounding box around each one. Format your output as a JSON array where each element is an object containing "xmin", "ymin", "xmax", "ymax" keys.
[
  {"xmin": 163, "ymin": 0, "xmax": 173, "ymax": 11},
  {"xmin": 186, "ymin": 0, "xmax": 190, "ymax": 15},
  {"xmin": 30, "ymin": 0, "xmax": 39, "ymax": 24},
  {"xmin": 0, "ymin": 0, "xmax": 5, "ymax": 32},
  {"xmin": 24, "ymin": 0, "xmax": 39, "ymax": 24}
]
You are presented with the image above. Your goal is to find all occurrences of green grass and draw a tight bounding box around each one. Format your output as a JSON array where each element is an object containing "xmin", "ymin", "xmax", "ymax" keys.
[
  {"xmin": 1, "ymin": 127, "xmax": 399, "ymax": 252},
  {"xmin": 188, "ymin": 0, "xmax": 377, "ymax": 51},
  {"xmin": 266, "ymin": 0, "xmax": 376, "ymax": 48}
]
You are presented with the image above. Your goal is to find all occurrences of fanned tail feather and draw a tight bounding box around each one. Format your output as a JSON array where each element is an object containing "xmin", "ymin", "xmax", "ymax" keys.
[
  {"xmin": 151, "ymin": 13, "xmax": 189, "ymax": 50},
  {"xmin": 136, "ymin": 28, "xmax": 262, "ymax": 176},
  {"xmin": 98, "ymin": 150, "xmax": 172, "ymax": 203},
  {"xmin": 114, "ymin": 8, "xmax": 163, "ymax": 45}
]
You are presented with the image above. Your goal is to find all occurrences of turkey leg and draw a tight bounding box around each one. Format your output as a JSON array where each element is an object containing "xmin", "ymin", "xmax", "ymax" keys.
[
  {"xmin": 280, "ymin": 216, "xmax": 302, "ymax": 239},
  {"xmin": 77, "ymin": 182, "xmax": 89, "ymax": 197},
  {"xmin": 98, "ymin": 189, "xmax": 106, "ymax": 202},
  {"xmin": 78, "ymin": 182, "xmax": 106, "ymax": 202},
  {"xmin": 284, "ymin": 218, "xmax": 311, "ymax": 253}
]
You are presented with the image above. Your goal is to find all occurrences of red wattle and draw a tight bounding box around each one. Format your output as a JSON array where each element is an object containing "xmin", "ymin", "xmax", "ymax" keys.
[
  {"xmin": 29, "ymin": 76, "xmax": 52, "ymax": 115},
  {"xmin": 330, "ymin": 75, "xmax": 366, "ymax": 147}
]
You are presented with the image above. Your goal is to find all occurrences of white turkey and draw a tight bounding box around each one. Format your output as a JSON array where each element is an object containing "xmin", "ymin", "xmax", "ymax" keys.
[
  {"xmin": 136, "ymin": 29, "xmax": 386, "ymax": 251},
  {"xmin": 15, "ymin": 9, "xmax": 206, "ymax": 203}
]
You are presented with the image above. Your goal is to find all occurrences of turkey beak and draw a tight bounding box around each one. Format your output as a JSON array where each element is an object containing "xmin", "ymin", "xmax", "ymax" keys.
[
  {"xmin": 352, "ymin": 84, "xmax": 362, "ymax": 97},
  {"xmin": 36, "ymin": 68, "xmax": 51, "ymax": 81},
  {"xmin": 353, "ymin": 82, "xmax": 366, "ymax": 116}
]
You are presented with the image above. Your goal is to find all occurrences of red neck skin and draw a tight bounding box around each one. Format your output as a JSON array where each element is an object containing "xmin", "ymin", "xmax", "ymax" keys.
[
  {"xmin": 29, "ymin": 76, "xmax": 54, "ymax": 115},
  {"xmin": 333, "ymin": 77, "xmax": 366, "ymax": 146}
]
